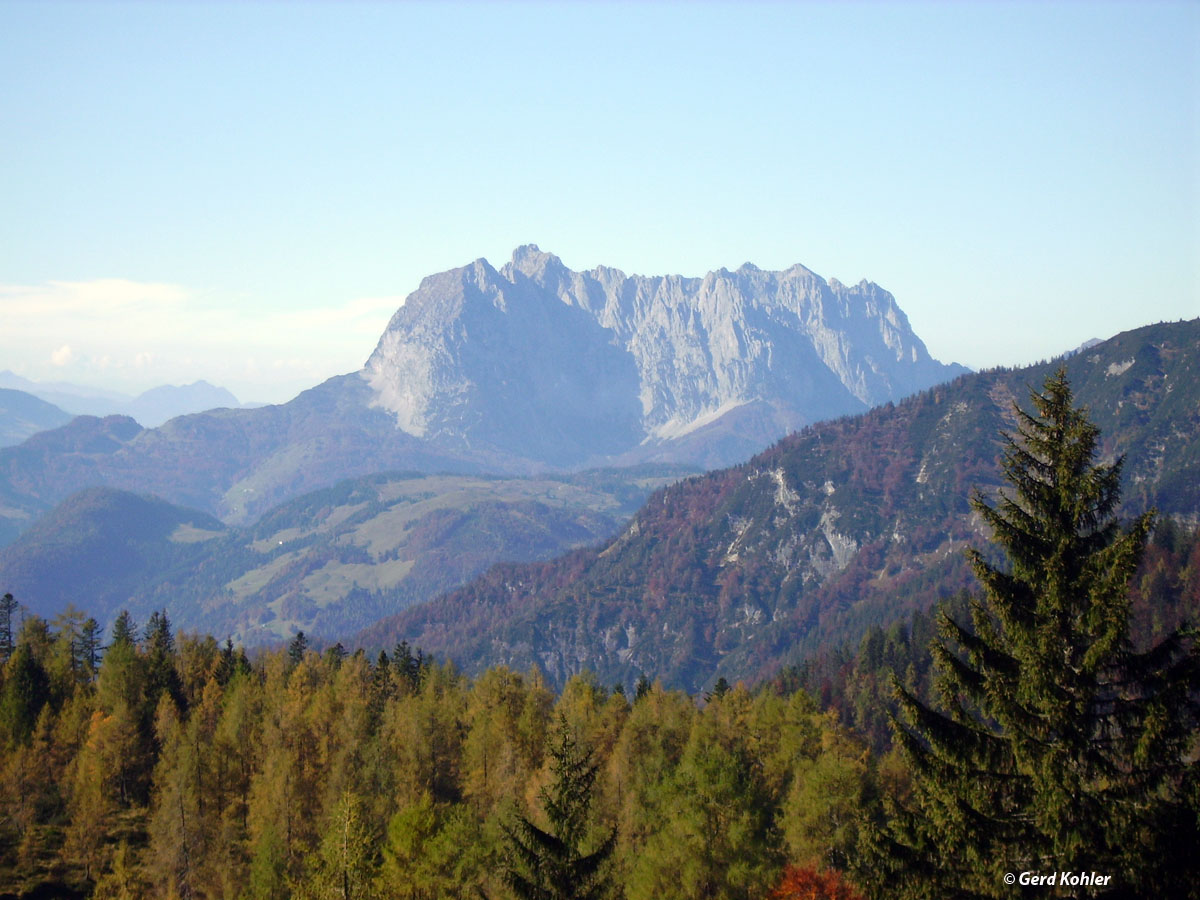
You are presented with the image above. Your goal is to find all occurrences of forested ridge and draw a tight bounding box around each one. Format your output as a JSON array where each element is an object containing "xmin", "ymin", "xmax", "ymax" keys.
[
  {"xmin": 0, "ymin": 602, "xmax": 890, "ymax": 899},
  {"xmin": 1, "ymin": 372, "xmax": 1198, "ymax": 900}
]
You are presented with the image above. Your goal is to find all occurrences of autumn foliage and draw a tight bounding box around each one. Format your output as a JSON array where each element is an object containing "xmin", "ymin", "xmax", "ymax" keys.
[{"xmin": 768, "ymin": 864, "xmax": 863, "ymax": 900}]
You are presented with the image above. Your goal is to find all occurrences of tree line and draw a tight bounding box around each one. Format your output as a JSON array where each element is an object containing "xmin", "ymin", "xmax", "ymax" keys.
[{"xmin": 0, "ymin": 595, "xmax": 884, "ymax": 899}]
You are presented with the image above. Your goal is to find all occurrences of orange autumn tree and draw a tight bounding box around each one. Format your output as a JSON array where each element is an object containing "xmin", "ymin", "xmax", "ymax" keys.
[{"xmin": 768, "ymin": 864, "xmax": 863, "ymax": 900}]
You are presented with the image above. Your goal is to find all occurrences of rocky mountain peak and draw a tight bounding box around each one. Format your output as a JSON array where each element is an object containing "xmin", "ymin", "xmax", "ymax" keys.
[
  {"xmin": 508, "ymin": 243, "xmax": 558, "ymax": 271},
  {"xmin": 363, "ymin": 248, "xmax": 968, "ymax": 470},
  {"xmin": 502, "ymin": 244, "xmax": 573, "ymax": 298}
]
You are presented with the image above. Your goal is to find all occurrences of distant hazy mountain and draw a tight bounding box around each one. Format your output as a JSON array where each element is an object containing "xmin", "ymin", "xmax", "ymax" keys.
[
  {"xmin": 357, "ymin": 320, "xmax": 1200, "ymax": 692},
  {"xmin": 1067, "ymin": 337, "xmax": 1104, "ymax": 357},
  {"xmin": 0, "ymin": 248, "xmax": 965, "ymax": 541},
  {"xmin": 0, "ymin": 372, "xmax": 129, "ymax": 418},
  {"xmin": 0, "ymin": 389, "xmax": 73, "ymax": 448},
  {"xmin": 0, "ymin": 372, "xmax": 242, "ymax": 427},
  {"xmin": 124, "ymin": 381, "xmax": 241, "ymax": 427}
]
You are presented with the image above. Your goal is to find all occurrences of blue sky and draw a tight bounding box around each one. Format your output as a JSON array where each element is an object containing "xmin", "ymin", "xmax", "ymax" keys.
[{"xmin": 2, "ymin": 1, "xmax": 1197, "ymax": 403}]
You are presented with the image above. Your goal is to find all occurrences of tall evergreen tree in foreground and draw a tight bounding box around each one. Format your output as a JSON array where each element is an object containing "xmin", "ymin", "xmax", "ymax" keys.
[
  {"xmin": 878, "ymin": 369, "xmax": 1199, "ymax": 899},
  {"xmin": 501, "ymin": 715, "xmax": 615, "ymax": 900}
]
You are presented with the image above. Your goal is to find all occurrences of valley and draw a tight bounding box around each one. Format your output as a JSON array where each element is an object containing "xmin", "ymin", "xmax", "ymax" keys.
[{"xmin": 0, "ymin": 465, "xmax": 689, "ymax": 644}]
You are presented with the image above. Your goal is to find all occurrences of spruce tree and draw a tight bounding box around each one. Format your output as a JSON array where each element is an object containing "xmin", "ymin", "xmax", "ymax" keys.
[
  {"xmin": 110, "ymin": 610, "xmax": 137, "ymax": 649},
  {"xmin": 80, "ymin": 617, "xmax": 101, "ymax": 682},
  {"xmin": 0, "ymin": 592, "xmax": 18, "ymax": 663},
  {"xmin": 288, "ymin": 630, "xmax": 308, "ymax": 668},
  {"xmin": 393, "ymin": 640, "xmax": 424, "ymax": 693},
  {"xmin": 879, "ymin": 369, "xmax": 1199, "ymax": 899},
  {"xmin": 0, "ymin": 642, "xmax": 50, "ymax": 747},
  {"xmin": 501, "ymin": 715, "xmax": 615, "ymax": 900},
  {"xmin": 143, "ymin": 608, "xmax": 182, "ymax": 708}
]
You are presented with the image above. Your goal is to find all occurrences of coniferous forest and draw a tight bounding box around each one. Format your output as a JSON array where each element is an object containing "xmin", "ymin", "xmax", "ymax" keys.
[{"xmin": 1, "ymin": 373, "xmax": 1197, "ymax": 900}]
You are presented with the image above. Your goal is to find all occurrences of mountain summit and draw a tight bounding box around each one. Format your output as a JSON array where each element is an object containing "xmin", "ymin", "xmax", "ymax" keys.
[
  {"xmin": 0, "ymin": 249, "xmax": 964, "ymax": 537},
  {"xmin": 365, "ymin": 246, "xmax": 967, "ymax": 468}
]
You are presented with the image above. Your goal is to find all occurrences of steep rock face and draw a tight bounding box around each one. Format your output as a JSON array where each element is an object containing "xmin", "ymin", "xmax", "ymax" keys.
[
  {"xmin": 365, "ymin": 246, "xmax": 966, "ymax": 468},
  {"xmin": 366, "ymin": 256, "xmax": 644, "ymax": 466}
]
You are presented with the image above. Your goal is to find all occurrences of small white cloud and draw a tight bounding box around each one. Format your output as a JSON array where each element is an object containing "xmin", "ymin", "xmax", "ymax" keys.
[{"xmin": 2, "ymin": 278, "xmax": 404, "ymax": 403}]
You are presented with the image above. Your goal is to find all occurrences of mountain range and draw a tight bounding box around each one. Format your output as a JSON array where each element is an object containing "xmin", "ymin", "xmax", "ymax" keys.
[
  {"xmin": 0, "ymin": 372, "xmax": 244, "ymax": 428},
  {"xmin": 4, "ymin": 249, "xmax": 1192, "ymax": 695},
  {"xmin": 355, "ymin": 319, "xmax": 1200, "ymax": 692},
  {"xmin": 0, "ymin": 249, "xmax": 965, "ymax": 544},
  {"xmin": 2, "ymin": 310, "xmax": 1194, "ymax": 692},
  {"xmin": 365, "ymin": 245, "xmax": 968, "ymax": 468}
]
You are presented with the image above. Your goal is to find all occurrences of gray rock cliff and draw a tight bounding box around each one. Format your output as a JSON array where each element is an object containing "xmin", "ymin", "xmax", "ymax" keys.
[{"xmin": 365, "ymin": 245, "xmax": 967, "ymax": 468}]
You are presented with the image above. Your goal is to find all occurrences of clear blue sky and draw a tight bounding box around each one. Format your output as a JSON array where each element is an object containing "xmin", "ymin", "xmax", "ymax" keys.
[{"xmin": 2, "ymin": 1, "xmax": 1197, "ymax": 403}]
